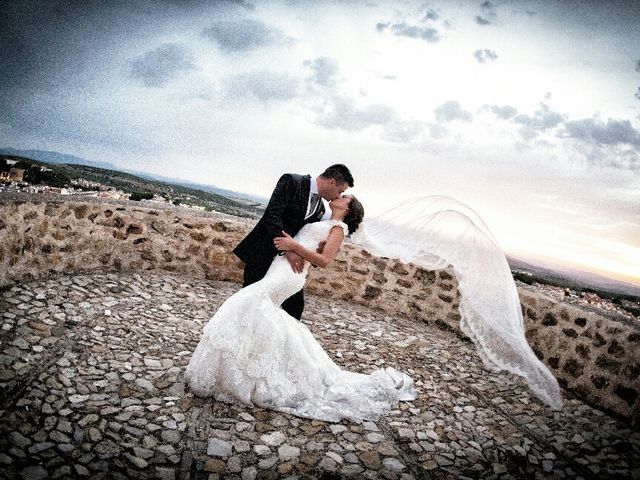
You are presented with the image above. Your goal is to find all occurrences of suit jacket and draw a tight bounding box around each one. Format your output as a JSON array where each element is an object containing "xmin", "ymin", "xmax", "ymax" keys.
[{"xmin": 233, "ymin": 173, "xmax": 325, "ymax": 265}]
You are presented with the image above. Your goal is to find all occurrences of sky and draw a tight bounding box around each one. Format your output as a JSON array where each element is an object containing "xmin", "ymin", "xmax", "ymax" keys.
[{"xmin": 1, "ymin": 0, "xmax": 639, "ymax": 285}]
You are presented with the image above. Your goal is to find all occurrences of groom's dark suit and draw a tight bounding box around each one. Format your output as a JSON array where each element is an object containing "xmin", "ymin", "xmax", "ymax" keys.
[{"xmin": 233, "ymin": 173, "xmax": 325, "ymax": 319}]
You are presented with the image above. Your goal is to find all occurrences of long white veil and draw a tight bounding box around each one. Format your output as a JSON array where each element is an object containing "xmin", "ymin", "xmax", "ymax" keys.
[{"xmin": 350, "ymin": 196, "xmax": 563, "ymax": 409}]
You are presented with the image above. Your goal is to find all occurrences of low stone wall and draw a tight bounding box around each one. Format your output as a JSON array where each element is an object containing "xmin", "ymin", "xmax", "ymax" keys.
[
  {"xmin": 1, "ymin": 197, "xmax": 638, "ymax": 421},
  {"xmin": 0, "ymin": 199, "xmax": 248, "ymax": 287},
  {"xmin": 0, "ymin": 198, "xmax": 461, "ymax": 329},
  {"xmin": 520, "ymin": 288, "xmax": 639, "ymax": 422}
]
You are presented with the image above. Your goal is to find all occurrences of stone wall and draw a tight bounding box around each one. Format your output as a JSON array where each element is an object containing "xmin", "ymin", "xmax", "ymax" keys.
[
  {"xmin": 519, "ymin": 288, "xmax": 639, "ymax": 422},
  {"xmin": 0, "ymin": 200, "xmax": 248, "ymax": 287},
  {"xmin": 0, "ymin": 199, "xmax": 461, "ymax": 329},
  {"xmin": 1, "ymin": 198, "xmax": 638, "ymax": 421}
]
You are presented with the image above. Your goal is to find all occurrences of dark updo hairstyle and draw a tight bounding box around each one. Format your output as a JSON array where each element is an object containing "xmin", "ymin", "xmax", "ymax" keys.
[{"xmin": 344, "ymin": 196, "xmax": 364, "ymax": 235}]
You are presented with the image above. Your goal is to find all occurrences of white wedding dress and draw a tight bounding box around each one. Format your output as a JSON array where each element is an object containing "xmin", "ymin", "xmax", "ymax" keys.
[{"xmin": 185, "ymin": 219, "xmax": 416, "ymax": 422}]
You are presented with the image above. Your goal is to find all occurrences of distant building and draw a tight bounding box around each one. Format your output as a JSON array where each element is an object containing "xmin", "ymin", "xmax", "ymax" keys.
[
  {"xmin": 99, "ymin": 190, "xmax": 123, "ymax": 199},
  {"xmin": 46, "ymin": 187, "xmax": 69, "ymax": 195},
  {"xmin": 71, "ymin": 178, "xmax": 102, "ymax": 189},
  {"xmin": 0, "ymin": 171, "xmax": 10, "ymax": 182},
  {"xmin": 8, "ymin": 168, "xmax": 24, "ymax": 182}
]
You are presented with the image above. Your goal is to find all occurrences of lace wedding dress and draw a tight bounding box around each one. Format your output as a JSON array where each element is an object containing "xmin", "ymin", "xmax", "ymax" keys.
[
  {"xmin": 350, "ymin": 196, "xmax": 562, "ymax": 409},
  {"xmin": 185, "ymin": 219, "xmax": 416, "ymax": 422}
]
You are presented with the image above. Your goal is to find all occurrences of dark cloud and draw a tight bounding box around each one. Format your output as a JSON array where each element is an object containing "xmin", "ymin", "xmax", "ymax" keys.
[
  {"xmin": 473, "ymin": 49, "xmax": 498, "ymax": 63},
  {"xmin": 513, "ymin": 103, "xmax": 564, "ymax": 131},
  {"xmin": 225, "ymin": 0, "xmax": 254, "ymax": 9},
  {"xmin": 482, "ymin": 104, "xmax": 518, "ymax": 119},
  {"xmin": 202, "ymin": 19, "xmax": 285, "ymax": 53},
  {"xmin": 130, "ymin": 44, "xmax": 195, "ymax": 88},
  {"xmin": 376, "ymin": 22, "xmax": 441, "ymax": 43},
  {"xmin": 0, "ymin": 1, "xmax": 245, "ymax": 91},
  {"xmin": 0, "ymin": 88, "xmax": 152, "ymax": 155},
  {"xmin": 635, "ymin": 59, "xmax": 640, "ymax": 73},
  {"xmin": 303, "ymin": 57, "xmax": 340, "ymax": 88},
  {"xmin": 424, "ymin": 9, "xmax": 439, "ymax": 21},
  {"xmin": 475, "ymin": 0, "xmax": 497, "ymax": 25},
  {"xmin": 0, "ymin": 2, "xmax": 129, "ymax": 91},
  {"xmin": 561, "ymin": 118, "xmax": 640, "ymax": 148},
  {"xmin": 434, "ymin": 101, "xmax": 472, "ymax": 123},
  {"xmin": 635, "ymin": 87, "xmax": 640, "ymax": 100},
  {"xmin": 160, "ymin": 0, "xmax": 253, "ymax": 8},
  {"xmin": 224, "ymin": 71, "xmax": 300, "ymax": 102}
]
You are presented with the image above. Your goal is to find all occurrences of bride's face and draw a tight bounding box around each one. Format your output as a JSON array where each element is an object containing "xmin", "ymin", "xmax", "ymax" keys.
[{"xmin": 329, "ymin": 195, "xmax": 351, "ymax": 213}]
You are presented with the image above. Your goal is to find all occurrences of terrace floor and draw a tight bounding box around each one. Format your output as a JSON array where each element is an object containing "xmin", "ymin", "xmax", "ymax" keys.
[{"xmin": 1, "ymin": 272, "xmax": 638, "ymax": 479}]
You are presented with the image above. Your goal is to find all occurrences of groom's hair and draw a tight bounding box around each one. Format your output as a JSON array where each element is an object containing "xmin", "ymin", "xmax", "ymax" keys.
[{"xmin": 320, "ymin": 164, "xmax": 354, "ymax": 187}]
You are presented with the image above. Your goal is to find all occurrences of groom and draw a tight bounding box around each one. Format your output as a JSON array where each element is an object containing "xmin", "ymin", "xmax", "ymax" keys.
[{"xmin": 233, "ymin": 164, "xmax": 354, "ymax": 320}]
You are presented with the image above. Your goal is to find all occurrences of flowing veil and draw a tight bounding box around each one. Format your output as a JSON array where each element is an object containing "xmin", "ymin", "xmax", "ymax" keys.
[{"xmin": 350, "ymin": 196, "xmax": 563, "ymax": 409}]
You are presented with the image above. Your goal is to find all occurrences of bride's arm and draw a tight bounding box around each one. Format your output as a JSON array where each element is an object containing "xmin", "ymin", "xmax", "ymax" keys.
[{"xmin": 274, "ymin": 227, "xmax": 344, "ymax": 268}]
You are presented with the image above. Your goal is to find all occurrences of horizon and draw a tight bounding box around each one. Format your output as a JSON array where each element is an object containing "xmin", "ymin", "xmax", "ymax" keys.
[
  {"xmin": 1, "ymin": 1, "xmax": 639, "ymax": 286},
  {"xmin": 4, "ymin": 145, "xmax": 639, "ymax": 290}
]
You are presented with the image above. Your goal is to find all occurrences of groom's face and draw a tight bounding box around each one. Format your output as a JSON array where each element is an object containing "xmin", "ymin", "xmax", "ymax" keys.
[{"xmin": 321, "ymin": 179, "xmax": 348, "ymax": 201}]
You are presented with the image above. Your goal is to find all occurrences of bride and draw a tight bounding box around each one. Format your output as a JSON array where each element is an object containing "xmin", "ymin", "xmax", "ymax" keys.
[{"xmin": 185, "ymin": 195, "xmax": 416, "ymax": 422}]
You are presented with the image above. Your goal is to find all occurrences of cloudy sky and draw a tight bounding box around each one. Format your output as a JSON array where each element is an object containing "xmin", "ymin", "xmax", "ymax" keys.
[{"xmin": 1, "ymin": 0, "xmax": 639, "ymax": 284}]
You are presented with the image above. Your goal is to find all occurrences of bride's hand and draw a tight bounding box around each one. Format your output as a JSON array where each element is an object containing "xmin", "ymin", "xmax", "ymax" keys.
[{"xmin": 273, "ymin": 231, "xmax": 296, "ymax": 251}]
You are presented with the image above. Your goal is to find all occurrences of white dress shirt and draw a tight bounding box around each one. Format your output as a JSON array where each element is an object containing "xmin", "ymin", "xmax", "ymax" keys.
[{"xmin": 305, "ymin": 177, "xmax": 320, "ymax": 219}]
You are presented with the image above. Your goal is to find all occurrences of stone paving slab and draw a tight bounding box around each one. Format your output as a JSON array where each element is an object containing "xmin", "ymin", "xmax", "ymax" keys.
[{"xmin": 0, "ymin": 272, "xmax": 638, "ymax": 479}]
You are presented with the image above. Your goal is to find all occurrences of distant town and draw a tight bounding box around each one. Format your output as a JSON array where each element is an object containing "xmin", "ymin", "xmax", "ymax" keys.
[
  {"xmin": 0, "ymin": 155, "xmax": 264, "ymax": 218},
  {"xmin": 2, "ymin": 157, "xmax": 192, "ymax": 207}
]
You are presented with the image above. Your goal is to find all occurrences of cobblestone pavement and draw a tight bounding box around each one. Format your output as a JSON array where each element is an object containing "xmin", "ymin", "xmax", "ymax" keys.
[{"xmin": 1, "ymin": 273, "xmax": 638, "ymax": 480}]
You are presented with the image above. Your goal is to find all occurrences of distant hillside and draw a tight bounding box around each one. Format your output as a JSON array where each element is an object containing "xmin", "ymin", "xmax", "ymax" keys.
[
  {"xmin": 0, "ymin": 147, "xmax": 118, "ymax": 170},
  {"xmin": 0, "ymin": 154, "xmax": 263, "ymax": 218},
  {"xmin": 507, "ymin": 255, "xmax": 640, "ymax": 299},
  {"xmin": 0, "ymin": 147, "xmax": 266, "ymax": 205},
  {"xmin": 133, "ymin": 173, "xmax": 267, "ymax": 205}
]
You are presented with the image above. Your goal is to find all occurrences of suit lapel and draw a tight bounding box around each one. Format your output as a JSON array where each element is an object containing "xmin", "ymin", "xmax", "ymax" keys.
[
  {"xmin": 299, "ymin": 175, "xmax": 311, "ymax": 224},
  {"xmin": 314, "ymin": 200, "xmax": 325, "ymax": 220},
  {"xmin": 305, "ymin": 199, "xmax": 325, "ymax": 224}
]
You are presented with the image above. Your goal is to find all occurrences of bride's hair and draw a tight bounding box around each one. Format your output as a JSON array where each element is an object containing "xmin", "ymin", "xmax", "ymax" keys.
[{"xmin": 344, "ymin": 196, "xmax": 364, "ymax": 235}]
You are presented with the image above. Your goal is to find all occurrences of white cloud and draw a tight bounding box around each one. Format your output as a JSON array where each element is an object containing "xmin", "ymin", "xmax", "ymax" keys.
[
  {"xmin": 473, "ymin": 49, "xmax": 498, "ymax": 64},
  {"xmin": 434, "ymin": 101, "xmax": 472, "ymax": 123},
  {"xmin": 303, "ymin": 57, "xmax": 340, "ymax": 88},
  {"xmin": 224, "ymin": 71, "xmax": 301, "ymax": 103}
]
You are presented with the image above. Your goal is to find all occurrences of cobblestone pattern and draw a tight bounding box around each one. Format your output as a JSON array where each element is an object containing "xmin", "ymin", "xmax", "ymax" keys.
[
  {"xmin": 1, "ymin": 272, "xmax": 638, "ymax": 479},
  {"xmin": 1, "ymin": 196, "xmax": 638, "ymax": 420},
  {"xmin": 518, "ymin": 285, "xmax": 640, "ymax": 420},
  {"xmin": 0, "ymin": 197, "xmax": 460, "ymax": 338}
]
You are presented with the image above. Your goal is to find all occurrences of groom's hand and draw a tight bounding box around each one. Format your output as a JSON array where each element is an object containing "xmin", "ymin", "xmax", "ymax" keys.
[{"xmin": 284, "ymin": 251, "xmax": 305, "ymax": 273}]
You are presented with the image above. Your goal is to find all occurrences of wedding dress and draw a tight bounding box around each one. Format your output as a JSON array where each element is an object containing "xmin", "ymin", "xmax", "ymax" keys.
[
  {"xmin": 350, "ymin": 196, "xmax": 563, "ymax": 409},
  {"xmin": 185, "ymin": 219, "xmax": 416, "ymax": 422}
]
